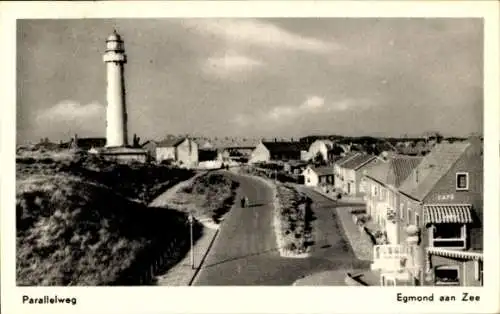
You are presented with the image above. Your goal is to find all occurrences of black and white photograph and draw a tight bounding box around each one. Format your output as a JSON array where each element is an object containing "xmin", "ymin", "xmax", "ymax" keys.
[{"xmin": 2, "ymin": 1, "xmax": 499, "ymax": 314}]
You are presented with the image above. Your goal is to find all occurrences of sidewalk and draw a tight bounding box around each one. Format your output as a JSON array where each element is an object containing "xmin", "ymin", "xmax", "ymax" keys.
[
  {"xmin": 149, "ymin": 172, "xmax": 219, "ymax": 286},
  {"xmin": 148, "ymin": 172, "xmax": 206, "ymax": 208},
  {"xmin": 309, "ymin": 188, "xmax": 373, "ymax": 261},
  {"xmin": 155, "ymin": 227, "xmax": 219, "ymax": 286}
]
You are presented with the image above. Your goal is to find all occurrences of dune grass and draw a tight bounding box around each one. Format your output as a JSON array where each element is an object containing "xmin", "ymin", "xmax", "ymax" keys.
[
  {"xmin": 16, "ymin": 149, "xmax": 198, "ymax": 286},
  {"xmin": 276, "ymin": 184, "xmax": 313, "ymax": 254},
  {"xmin": 170, "ymin": 172, "xmax": 240, "ymax": 224}
]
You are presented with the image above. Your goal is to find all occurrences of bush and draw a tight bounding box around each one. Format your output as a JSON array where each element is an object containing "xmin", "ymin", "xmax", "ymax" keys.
[
  {"xmin": 16, "ymin": 175, "xmax": 195, "ymax": 286},
  {"xmin": 15, "ymin": 150, "xmax": 201, "ymax": 286},
  {"xmin": 182, "ymin": 172, "xmax": 239, "ymax": 223},
  {"xmin": 276, "ymin": 184, "xmax": 313, "ymax": 254}
]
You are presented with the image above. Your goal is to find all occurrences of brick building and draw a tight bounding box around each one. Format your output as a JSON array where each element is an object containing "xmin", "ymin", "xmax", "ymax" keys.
[{"xmin": 396, "ymin": 138, "xmax": 483, "ymax": 286}]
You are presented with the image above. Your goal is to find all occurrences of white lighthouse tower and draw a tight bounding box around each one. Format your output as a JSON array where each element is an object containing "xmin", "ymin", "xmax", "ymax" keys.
[{"xmin": 103, "ymin": 30, "xmax": 128, "ymax": 147}]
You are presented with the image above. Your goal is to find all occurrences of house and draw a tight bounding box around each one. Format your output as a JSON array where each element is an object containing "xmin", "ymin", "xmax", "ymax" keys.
[
  {"xmin": 249, "ymin": 141, "xmax": 309, "ymax": 163},
  {"xmin": 68, "ymin": 135, "xmax": 107, "ymax": 151},
  {"xmin": 395, "ymin": 138, "xmax": 483, "ymax": 286},
  {"xmin": 210, "ymin": 137, "xmax": 261, "ymax": 163},
  {"xmin": 301, "ymin": 166, "xmax": 334, "ymax": 190},
  {"xmin": 308, "ymin": 139, "xmax": 334, "ymax": 162},
  {"xmin": 333, "ymin": 152, "xmax": 360, "ymax": 191},
  {"xmin": 97, "ymin": 146, "xmax": 148, "ymax": 163},
  {"xmin": 283, "ymin": 160, "xmax": 308, "ymax": 175},
  {"xmin": 335, "ymin": 153, "xmax": 378, "ymax": 197},
  {"xmin": 363, "ymin": 155, "xmax": 423, "ymax": 244},
  {"xmin": 156, "ymin": 137, "xmax": 198, "ymax": 168},
  {"xmin": 141, "ymin": 140, "xmax": 158, "ymax": 161}
]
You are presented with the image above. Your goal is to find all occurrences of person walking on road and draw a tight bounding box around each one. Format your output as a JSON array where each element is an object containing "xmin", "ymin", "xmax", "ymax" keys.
[{"xmin": 240, "ymin": 195, "xmax": 249, "ymax": 208}]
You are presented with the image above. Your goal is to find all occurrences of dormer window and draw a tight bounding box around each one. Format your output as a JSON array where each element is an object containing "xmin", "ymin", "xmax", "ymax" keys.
[{"xmin": 456, "ymin": 172, "xmax": 469, "ymax": 191}]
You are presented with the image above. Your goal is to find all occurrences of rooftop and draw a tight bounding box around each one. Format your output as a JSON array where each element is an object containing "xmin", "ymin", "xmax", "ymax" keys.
[
  {"xmin": 365, "ymin": 155, "xmax": 423, "ymax": 187},
  {"xmin": 156, "ymin": 137, "xmax": 187, "ymax": 148},
  {"xmin": 342, "ymin": 154, "xmax": 377, "ymax": 170},
  {"xmin": 309, "ymin": 166, "xmax": 334, "ymax": 176},
  {"xmin": 334, "ymin": 152, "xmax": 361, "ymax": 166},
  {"xmin": 399, "ymin": 141, "xmax": 475, "ymax": 201},
  {"xmin": 262, "ymin": 141, "xmax": 309, "ymax": 153}
]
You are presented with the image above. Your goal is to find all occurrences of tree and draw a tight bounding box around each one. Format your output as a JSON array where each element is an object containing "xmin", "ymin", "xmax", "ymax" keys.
[
  {"xmin": 329, "ymin": 145, "xmax": 344, "ymax": 156},
  {"xmin": 132, "ymin": 134, "xmax": 141, "ymax": 147},
  {"xmin": 313, "ymin": 152, "xmax": 326, "ymax": 165}
]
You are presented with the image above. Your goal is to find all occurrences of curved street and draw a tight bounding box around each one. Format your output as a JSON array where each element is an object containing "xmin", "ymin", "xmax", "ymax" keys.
[{"xmin": 192, "ymin": 173, "xmax": 370, "ymax": 286}]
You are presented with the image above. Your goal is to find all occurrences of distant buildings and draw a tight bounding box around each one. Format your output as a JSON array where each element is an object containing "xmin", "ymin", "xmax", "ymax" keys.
[
  {"xmin": 68, "ymin": 135, "xmax": 106, "ymax": 151},
  {"xmin": 333, "ymin": 153, "xmax": 378, "ymax": 197},
  {"xmin": 249, "ymin": 140, "xmax": 309, "ymax": 164},
  {"xmin": 155, "ymin": 137, "xmax": 198, "ymax": 168},
  {"xmin": 302, "ymin": 165, "xmax": 334, "ymax": 191},
  {"xmin": 363, "ymin": 155, "xmax": 423, "ymax": 244}
]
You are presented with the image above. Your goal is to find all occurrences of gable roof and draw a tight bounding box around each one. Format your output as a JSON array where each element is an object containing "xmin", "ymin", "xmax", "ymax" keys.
[
  {"xmin": 157, "ymin": 137, "xmax": 187, "ymax": 148},
  {"xmin": 141, "ymin": 140, "xmax": 158, "ymax": 147},
  {"xmin": 212, "ymin": 138, "xmax": 261, "ymax": 149},
  {"xmin": 309, "ymin": 166, "xmax": 334, "ymax": 176},
  {"xmin": 399, "ymin": 142, "xmax": 472, "ymax": 201},
  {"xmin": 366, "ymin": 155, "xmax": 423, "ymax": 187},
  {"xmin": 334, "ymin": 152, "xmax": 360, "ymax": 166},
  {"xmin": 342, "ymin": 154, "xmax": 376, "ymax": 170},
  {"xmin": 262, "ymin": 141, "xmax": 308, "ymax": 153}
]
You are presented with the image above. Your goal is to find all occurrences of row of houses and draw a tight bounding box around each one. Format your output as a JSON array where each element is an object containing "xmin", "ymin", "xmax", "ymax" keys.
[{"xmin": 363, "ymin": 138, "xmax": 483, "ymax": 286}]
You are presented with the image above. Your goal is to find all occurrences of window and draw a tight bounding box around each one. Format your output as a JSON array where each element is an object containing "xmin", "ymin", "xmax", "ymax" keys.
[
  {"xmin": 415, "ymin": 213, "xmax": 420, "ymax": 227},
  {"xmin": 431, "ymin": 224, "xmax": 467, "ymax": 249},
  {"xmin": 434, "ymin": 265, "xmax": 460, "ymax": 286},
  {"xmin": 456, "ymin": 172, "xmax": 469, "ymax": 191},
  {"xmin": 407, "ymin": 208, "xmax": 413, "ymax": 225},
  {"xmin": 400, "ymin": 203, "xmax": 404, "ymax": 220}
]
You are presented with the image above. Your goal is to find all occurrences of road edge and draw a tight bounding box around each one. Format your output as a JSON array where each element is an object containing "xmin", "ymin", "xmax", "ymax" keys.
[{"xmin": 188, "ymin": 227, "xmax": 220, "ymax": 286}]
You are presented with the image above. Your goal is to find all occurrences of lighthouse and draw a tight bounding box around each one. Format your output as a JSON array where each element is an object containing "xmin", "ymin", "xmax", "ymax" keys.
[{"xmin": 103, "ymin": 30, "xmax": 128, "ymax": 147}]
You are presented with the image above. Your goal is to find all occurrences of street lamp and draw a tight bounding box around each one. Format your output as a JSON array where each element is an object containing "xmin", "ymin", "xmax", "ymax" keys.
[{"xmin": 188, "ymin": 212, "xmax": 194, "ymax": 269}]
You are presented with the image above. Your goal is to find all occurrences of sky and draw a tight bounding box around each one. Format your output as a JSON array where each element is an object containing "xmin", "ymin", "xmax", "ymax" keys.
[{"xmin": 16, "ymin": 18, "xmax": 483, "ymax": 144}]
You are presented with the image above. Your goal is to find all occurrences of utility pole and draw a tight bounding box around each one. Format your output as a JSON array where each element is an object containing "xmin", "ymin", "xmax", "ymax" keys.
[{"xmin": 188, "ymin": 213, "xmax": 194, "ymax": 269}]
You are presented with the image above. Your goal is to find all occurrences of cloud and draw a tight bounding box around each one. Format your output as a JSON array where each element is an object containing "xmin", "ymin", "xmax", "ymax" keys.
[
  {"xmin": 232, "ymin": 96, "xmax": 374, "ymax": 126},
  {"xmin": 183, "ymin": 19, "xmax": 340, "ymax": 54},
  {"xmin": 34, "ymin": 101, "xmax": 106, "ymax": 137},
  {"xmin": 300, "ymin": 96, "xmax": 325, "ymax": 110},
  {"xmin": 202, "ymin": 51, "xmax": 264, "ymax": 79}
]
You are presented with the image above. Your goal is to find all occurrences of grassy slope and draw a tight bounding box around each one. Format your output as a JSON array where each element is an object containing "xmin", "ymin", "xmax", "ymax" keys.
[
  {"xmin": 16, "ymin": 150, "xmax": 196, "ymax": 286},
  {"xmin": 171, "ymin": 172, "xmax": 240, "ymax": 223},
  {"xmin": 276, "ymin": 184, "xmax": 313, "ymax": 254}
]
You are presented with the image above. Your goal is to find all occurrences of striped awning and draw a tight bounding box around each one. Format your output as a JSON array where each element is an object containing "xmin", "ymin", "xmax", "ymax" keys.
[
  {"xmin": 425, "ymin": 247, "xmax": 483, "ymax": 273},
  {"xmin": 423, "ymin": 204, "xmax": 473, "ymax": 224},
  {"xmin": 427, "ymin": 247, "xmax": 483, "ymax": 261}
]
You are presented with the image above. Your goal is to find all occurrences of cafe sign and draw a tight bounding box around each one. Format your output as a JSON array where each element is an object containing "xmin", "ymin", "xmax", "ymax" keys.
[{"xmin": 436, "ymin": 193, "xmax": 454, "ymax": 201}]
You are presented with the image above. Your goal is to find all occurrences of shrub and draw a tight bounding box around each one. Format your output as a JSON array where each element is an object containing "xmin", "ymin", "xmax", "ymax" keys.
[{"xmin": 276, "ymin": 184, "xmax": 313, "ymax": 254}]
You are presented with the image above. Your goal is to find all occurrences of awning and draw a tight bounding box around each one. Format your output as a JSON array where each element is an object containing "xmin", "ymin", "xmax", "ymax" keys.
[
  {"xmin": 423, "ymin": 204, "xmax": 473, "ymax": 224},
  {"xmin": 426, "ymin": 247, "xmax": 483, "ymax": 261}
]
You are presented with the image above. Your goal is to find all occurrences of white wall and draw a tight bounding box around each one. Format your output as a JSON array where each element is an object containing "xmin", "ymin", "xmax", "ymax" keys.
[
  {"xmin": 156, "ymin": 147, "xmax": 176, "ymax": 162},
  {"xmin": 309, "ymin": 140, "xmax": 329, "ymax": 161},
  {"xmin": 302, "ymin": 167, "xmax": 319, "ymax": 187},
  {"xmin": 249, "ymin": 143, "xmax": 270, "ymax": 163}
]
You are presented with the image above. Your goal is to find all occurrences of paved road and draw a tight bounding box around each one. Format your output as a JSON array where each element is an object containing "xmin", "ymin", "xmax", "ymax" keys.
[{"xmin": 193, "ymin": 174, "xmax": 370, "ymax": 286}]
